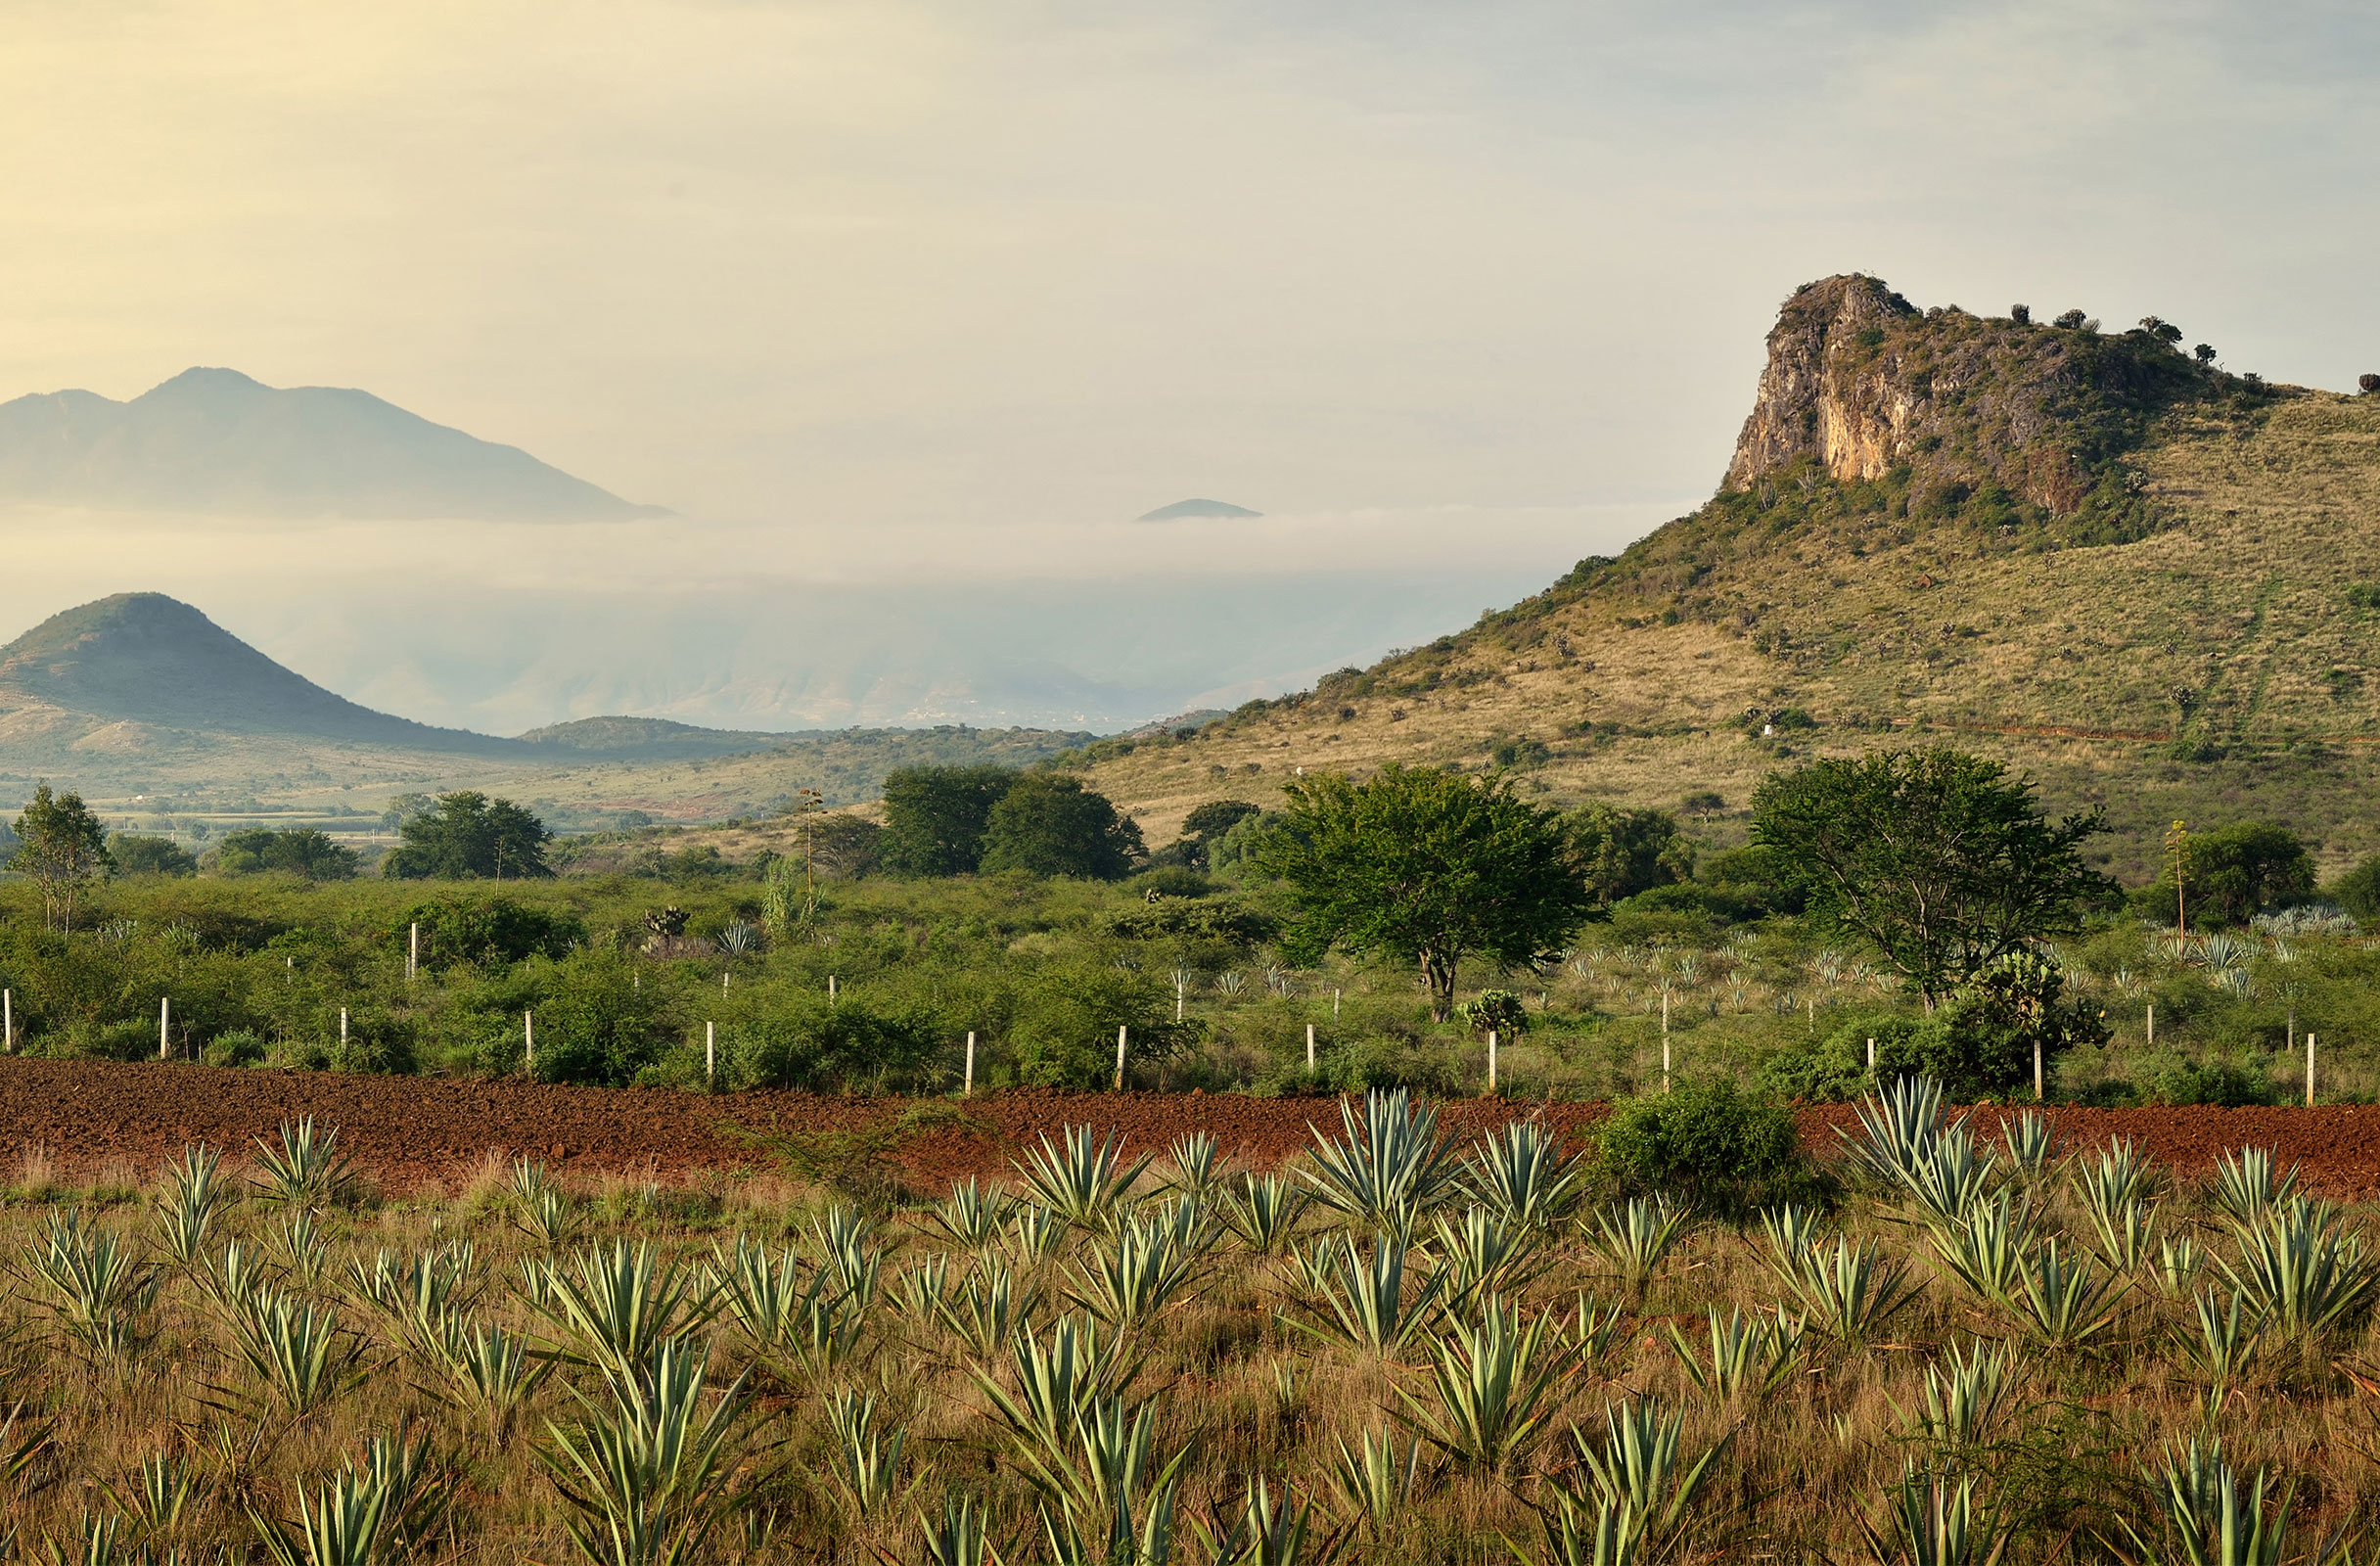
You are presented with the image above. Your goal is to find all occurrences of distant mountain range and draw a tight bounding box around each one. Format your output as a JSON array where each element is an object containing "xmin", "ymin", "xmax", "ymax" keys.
[
  {"xmin": 0, "ymin": 368, "xmax": 661, "ymax": 521},
  {"xmin": 0, "ymin": 592, "xmax": 1094, "ymax": 785},
  {"xmin": 1135, "ymin": 498, "xmax": 1261, "ymax": 521}
]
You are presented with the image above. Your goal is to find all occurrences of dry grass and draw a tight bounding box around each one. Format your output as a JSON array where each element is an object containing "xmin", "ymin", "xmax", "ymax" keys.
[
  {"xmin": 1079, "ymin": 393, "xmax": 2380, "ymax": 880},
  {"xmin": 0, "ymin": 1105, "xmax": 2373, "ymax": 1563}
]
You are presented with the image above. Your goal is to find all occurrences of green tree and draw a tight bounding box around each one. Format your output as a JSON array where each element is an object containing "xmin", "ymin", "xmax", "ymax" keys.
[
  {"xmin": 1258, "ymin": 765, "xmax": 1591, "ymax": 1021},
  {"xmin": 10, "ymin": 784, "xmax": 112, "ymax": 931},
  {"xmin": 1752, "ymin": 748, "xmax": 2112, "ymax": 1008},
  {"xmin": 1167, "ymin": 799, "xmax": 1260, "ymax": 869},
  {"xmin": 107, "ymin": 833, "xmax": 198, "ymax": 878},
  {"xmin": 1564, "ymin": 803, "xmax": 1694, "ymax": 909},
  {"xmin": 215, "ymin": 828, "xmax": 360, "ymax": 881},
  {"xmin": 978, "ymin": 775, "xmax": 1145, "ymax": 879},
  {"xmin": 878, "ymin": 764, "xmax": 1018, "ymax": 875},
  {"xmin": 2331, "ymin": 854, "xmax": 2380, "ymax": 926},
  {"xmin": 382, "ymin": 792, "xmax": 553, "ymax": 880},
  {"xmin": 2145, "ymin": 822, "xmax": 2313, "ymax": 927}
]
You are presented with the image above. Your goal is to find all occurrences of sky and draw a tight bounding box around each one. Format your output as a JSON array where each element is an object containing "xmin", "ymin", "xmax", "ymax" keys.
[{"xmin": 2, "ymin": 1, "xmax": 2374, "ymax": 731}]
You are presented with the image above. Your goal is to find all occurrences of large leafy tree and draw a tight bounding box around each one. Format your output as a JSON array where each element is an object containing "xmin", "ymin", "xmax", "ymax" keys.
[
  {"xmin": 1259, "ymin": 765, "xmax": 1590, "ymax": 1020},
  {"xmin": 2148, "ymin": 821, "xmax": 2313, "ymax": 928},
  {"xmin": 107, "ymin": 833, "xmax": 198, "ymax": 878},
  {"xmin": 878, "ymin": 764, "xmax": 1018, "ymax": 876},
  {"xmin": 978, "ymin": 775, "xmax": 1145, "ymax": 880},
  {"xmin": 217, "ymin": 827, "xmax": 360, "ymax": 881},
  {"xmin": 11, "ymin": 784, "xmax": 111, "ymax": 931},
  {"xmin": 383, "ymin": 792, "xmax": 553, "ymax": 880},
  {"xmin": 1752, "ymin": 748, "xmax": 2113, "ymax": 1007},
  {"xmin": 1564, "ymin": 802, "xmax": 1695, "ymax": 908}
]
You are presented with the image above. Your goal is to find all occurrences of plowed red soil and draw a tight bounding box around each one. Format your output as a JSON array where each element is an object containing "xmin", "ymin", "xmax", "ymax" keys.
[{"xmin": 4, "ymin": 1058, "xmax": 2379, "ymax": 1197}]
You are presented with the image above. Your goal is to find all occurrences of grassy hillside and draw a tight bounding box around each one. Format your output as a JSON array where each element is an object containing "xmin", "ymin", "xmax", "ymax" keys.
[{"xmin": 1073, "ymin": 281, "xmax": 2380, "ymax": 884}]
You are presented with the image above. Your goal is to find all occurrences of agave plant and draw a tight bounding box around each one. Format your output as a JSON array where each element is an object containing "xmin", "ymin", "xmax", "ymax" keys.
[
  {"xmin": 2177, "ymin": 1288, "xmax": 2263, "ymax": 1405},
  {"xmin": 1860, "ymin": 1464, "xmax": 2014, "ymax": 1566},
  {"xmin": 20, "ymin": 1211, "xmax": 160, "ymax": 1365},
  {"xmin": 1771, "ymin": 1235, "xmax": 1920, "ymax": 1350},
  {"xmin": 1534, "ymin": 1490, "xmax": 1645, "ymax": 1566},
  {"xmin": 1283, "ymin": 1234, "xmax": 1443, "ymax": 1357},
  {"xmin": 110, "ymin": 1450, "xmax": 200, "ymax": 1538},
  {"xmin": 1324, "ymin": 1428, "xmax": 1422, "ymax": 1542},
  {"xmin": 1585, "ymin": 1197, "xmax": 1688, "ymax": 1300},
  {"xmin": 511, "ymin": 1160, "xmax": 580, "ymax": 1248},
  {"xmin": 524, "ymin": 1241, "xmax": 722, "ymax": 1385},
  {"xmin": 1840, "ymin": 1076, "xmax": 1955, "ymax": 1190},
  {"xmin": 1432, "ymin": 1206, "xmax": 1547, "ymax": 1306},
  {"xmin": 2078, "ymin": 1140, "xmax": 2160, "ymax": 1224},
  {"xmin": 1393, "ymin": 1300, "xmax": 1578, "ymax": 1478},
  {"xmin": 891, "ymin": 1253, "xmax": 953, "ymax": 1322},
  {"xmin": 2213, "ymin": 1148, "xmax": 2304, "ymax": 1228},
  {"xmin": 228, "ymin": 1288, "xmax": 367, "ymax": 1415},
  {"xmin": 936, "ymin": 1258, "xmax": 1041, "ymax": 1363},
  {"xmin": 707, "ymin": 1233, "xmax": 866, "ymax": 1379},
  {"xmin": 1996, "ymin": 1112, "xmax": 2056, "ymax": 1180},
  {"xmin": 932, "ymin": 1178, "xmax": 1014, "ymax": 1251},
  {"xmin": 1564, "ymin": 1398, "xmax": 1725, "ymax": 1557},
  {"xmin": 537, "ymin": 1337, "xmax": 752, "ymax": 1566},
  {"xmin": 1901, "ymin": 1341, "xmax": 2011, "ymax": 1451},
  {"xmin": 1666, "ymin": 1306, "xmax": 1803, "ymax": 1405},
  {"xmin": 1161, "ymin": 1131, "xmax": 1226, "ymax": 1204},
  {"xmin": 2157, "ymin": 1235, "xmax": 2207, "ymax": 1300},
  {"xmin": 804, "ymin": 1205, "xmax": 885, "ymax": 1305},
  {"xmin": 1193, "ymin": 1477, "xmax": 1328, "ymax": 1566},
  {"xmin": 1225, "ymin": 1174, "xmax": 1309, "ymax": 1256},
  {"xmin": 1014, "ymin": 1128, "xmax": 1153, "ymax": 1234},
  {"xmin": 2216, "ymin": 1197, "xmax": 2378, "ymax": 1338},
  {"xmin": 252, "ymin": 1118, "xmax": 357, "ymax": 1209},
  {"xmin": 1008, "ymin": 1204, "xmax": 1071, "ymax": 1262},
  {"xmin": 347, "ymin": 1240, "xmax": 479, "ymax": 1364},
  {"xmin": 823, "ymin": 1389, "xmax": 919, "ymax": 1521},
  {"xmin": 429, "ymin": 1320, "xmax": 552, "ymax": 1444},
  {"xmin": 2109, "ymin": 1439, "xmax": 2297, "ymax": 1566},
  {"xmin": 1020, "ymin": 1395, "xmax": 1193, "ymax": 1566},
  {"xmin": 2007, "ymin": 1238, "xmax": 2119, "ymax": 1352},
  {"xmin": 151, "ymin": 1144, "xmax": 232, "ymax": 1268},
  {"xmin": 1902, "ymin": 1127, "xmax": 2002, "ymax": 1227},
  {"xmin": 1066, "ymin": 1202, "xmax": 1213, "ymax": 1328},
  {"xmin": 1301, "ymin": 1089, "xmax": 1461, "ymax": 1240},
  {"xmin": 2082, "ymin": 1188, "xmax": 2162, "ymax": 1276},
  {"xmin": 1927, "ymin": 1190, "xmax": 2037, "ymax": 1305},
  {"xmin": 1465, "ymin": 1121, "xmax": 1586, "ymax": 1230},
  {"xmin": 916, "ymin": 1493, "xmax": 1003, "ymax": 1566},
  {"xmin": 717, "ymin": 920, "xmax": 765, "ymax": 957},
  {"xmin": 269, "ymin": 1210, "xmax": 333, "ymax": 1293},
  {"xmin": 971, "ymin": 1314, "xmax": 1145, "ymax": 1476}
]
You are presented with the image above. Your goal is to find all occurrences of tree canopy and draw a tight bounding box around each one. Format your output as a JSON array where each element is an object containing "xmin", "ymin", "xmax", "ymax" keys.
[
  {"xmin": 1258, "ymin": 764, "xmax": 1590, "ymax": 1020},
  {"xmin": 216, "ymin": 827, "xmax": 360, "ymax": 881},
  {"xmin": 2149, "ymin": 821, "xmax": 2313, "ymax": 928},
  {"xmin": 10, "ymin": 784, "xmax": 111, "ymax": 931},
  {"xmin": 382, "ymin": 792, "xmax": 553, "ymax": 880},
  {"xmin": 878, "ymin": 764, "xmax": 1018, "ymax": 876},
  {"xmin": 977, "ymin": 775, "xmax": 1145, "ymax": 879},
  {"xmin": 1563, "ymin": 802, "xmax": 1695, "ymax": 909},
  {"xmin": 108, "ymin": 833, "xmax": 199, "ymax": 878},
  {"xmin": 1752, "ymin": 748, "xmax": 2112, "ymax": 1007}
]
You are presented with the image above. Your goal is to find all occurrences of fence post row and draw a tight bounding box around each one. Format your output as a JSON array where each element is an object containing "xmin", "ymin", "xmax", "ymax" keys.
[
  {"xmin": 1487, "ymin": 1029, "xmax": 1497, "ymax": 1094},
  {"xmin": 160, "ymin": 996, "xmax": 169, "ymax": 1061},
  {"xmin": 525, "ymin": 1010, "xmax": 535, "ymax": 1075},
  {"xmin": 1305, "ymin": 1022, "xmax": 1315, "ymax": 1075},
  {"xmin": 3, "ymin": 989, "xmax": 11, "ymax": 1053},
  {"xmin": 706, "ymin": 1020, "xmax": 716, "ymax": 1086},
  {"xmin": 2307, "ymin": 1033, "xmax": 2316, "ymax": 1107},
  {"xmin": 964, "ymin": 1031, "xmax": 976, "ymax": 1097},
  {"xmin": 1114, "ymin": 1025, "xmax": 1126, "ymax": 1091}
]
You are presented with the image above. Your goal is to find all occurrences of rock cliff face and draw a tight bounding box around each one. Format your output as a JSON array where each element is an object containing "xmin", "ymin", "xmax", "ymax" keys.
[{"xmin": 1722, "ymin": 274, "xmax": 2211, "ymax": 518}]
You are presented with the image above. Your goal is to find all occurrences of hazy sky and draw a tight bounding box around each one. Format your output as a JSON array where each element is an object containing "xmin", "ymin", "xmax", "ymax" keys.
[{"xmin": 3, "ymin": 1, "xmax": 2374, "ymax": 730}]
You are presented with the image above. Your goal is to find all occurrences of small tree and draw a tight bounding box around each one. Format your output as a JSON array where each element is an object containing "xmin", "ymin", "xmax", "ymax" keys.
[
  {"xmin": 1752, "ymin": 749, "xmax": 2113, "ymax": 1009},
  {"xmin": 382, "ymin": 792, "xmax": 552, "ymax": 880},
  {"xmin": 2146, "ymin": 821, "xmax": 2314, "ymax": 927},
  {"xmin": 2360, "ymin": 373, "xmax": 2380, "ymax": 394},
  {"xmin": 107, "ymin": 833, "xmax": 198, "ymax": 878},
  {"xmin": 878, "ymin": 764, "xmax": 1017, "ymax": 876},
  {"xmin": 10, "ymin": 784, "xmax": 111, "ymax": 931},
  {"xmin": 977, "ymin": 775, "xmax": 1144, "ymax": 879},
  {"xmin": 1259, "ymin": 765, "xmax": 1590, "ymax": 1021},
  {"xmin": 2195, "ymin": 344, "xmax": 2219, "ymax": 367},
  {"xmin": 1564, "ymin": 803, "xmax": 1694, "ymax": 908},
  {"xmin": 2054, "ymin": 309, "xmax": 2087, "ymax": 330}
]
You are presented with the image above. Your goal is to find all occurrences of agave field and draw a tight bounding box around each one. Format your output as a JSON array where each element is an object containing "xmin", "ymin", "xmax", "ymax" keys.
[{"xmin": 0, "ymin": 1081, "xmax": 2377, "ymax": 1563}]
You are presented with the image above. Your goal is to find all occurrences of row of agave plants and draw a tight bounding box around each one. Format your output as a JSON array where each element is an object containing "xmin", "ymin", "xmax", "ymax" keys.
[{"xmin": 4, "ymin": 1087, "xmax": 2378, "ymax": 1564}]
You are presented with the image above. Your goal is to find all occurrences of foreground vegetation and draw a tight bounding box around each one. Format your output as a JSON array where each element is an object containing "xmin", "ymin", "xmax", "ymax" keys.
[{"xmin": 0, "ymin": 1085, "xmax": 2375, "ymax": 1562}]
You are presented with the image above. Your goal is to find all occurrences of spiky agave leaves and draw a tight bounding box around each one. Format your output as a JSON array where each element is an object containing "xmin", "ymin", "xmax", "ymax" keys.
[
  {"xmin": 1584, "ymin": 1198, "xmax": 1688, "ymax": 1302},
  {"xmin": 1465, "ymin": 1121, "xmax": 1586, "ymax": 1231},
  {"xmin": 2215, "ymin": 1196, "xmax": 2380, "ymax": 1340},
  {"xmin": 1066, "ymin": 1201, "xmax": 1218, "ymax": 1330},
  {"xmin": 1324, "ymin": 1428, "xmax": 1422, "ymax": 1543},
  {"xmin": 1014, "ymin": 1127, "xmax": 1154, "ymax": 1236},
  {"xmin": 1278, "ymin": 1233, "xmax": 1443, "ymax": 1358},
  {"xmin": 1394, "ymin": 1299, "xmax": 1579, "ymax": 1479},
  {"xmin": 1764, "ymin": 1234, "xmax": 1920, "ymax": 1351},
  {"xmin": 1859, "ymin": 1464, "xmax": 2015, "ymax": 1566},
  {"xmin": 19, "ymin": 1210, "xmax": 160, "ymax": 1366},
  {"xmin": 1193, "ymin": 1476, "xmax": 1339, "ymax": 1566},
  {"xmin": 523, "ymin": 1241, "xmax": 723, "ymax": 1386},
  {"xmin": 251, "ymin": 1424, "xmax": 452, "ymax": 1566},
  {"xmin": 2104, "ymin": 1438, "xmax": 2299, "ymax": 1566},
  {"xmin": 1301, "ymin": 1089, "xmax": 1461, "ymax": 1241},
  {"xmin": 1562, "ymin": 1398, "xmax": 1726, "ymax": 1560},
  {"xmin": 150, "ymin": 1144, "xmax": 232, "ymax": 1268},
  {"xmin": 973, "ymin": 1317, "xmax": 1182, "ymax": 1566},
  {"xmin": 251, "ymin": 1118, "xmax": 358, "ymax": 1210},
  {"xmin": 537, "ymin": 1337, "xmax": 753, "ymax": 1566},
  {"xmin": 1664, "ymin": 1306, "xmax": 1804, "ymax": 1406}
]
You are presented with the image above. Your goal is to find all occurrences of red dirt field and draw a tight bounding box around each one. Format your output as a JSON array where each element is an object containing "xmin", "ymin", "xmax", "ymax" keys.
[{"xmin": 3, "ymin": 1057, "xmax": 2379, "ymax": 1197}]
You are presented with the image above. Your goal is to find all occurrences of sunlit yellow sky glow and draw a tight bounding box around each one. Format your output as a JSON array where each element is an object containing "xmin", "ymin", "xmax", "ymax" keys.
[{"xmin": 3, "ymin": 2, "xmax": 2373, "ymax": 731}]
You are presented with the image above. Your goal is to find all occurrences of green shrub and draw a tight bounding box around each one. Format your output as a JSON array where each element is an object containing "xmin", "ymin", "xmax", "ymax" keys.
[
  {"xmin": 2133, "ymin": 1051, "xmax": 2279, "ymax": 1107},
  {"xmin": 1588, "ymin": 1079, "xmax": 1825, "ymax": 1218},
  {"xmin": 204, "ymin": 1029, "xmax": 267, "ymax": 1067},
  {"xmin": 1758, "ymin": 1013, "xmax": 1931, "ymax": 1102},
  {"xmin": 1452, "ymin": 989, "xmax": 1528, "ymax": 1036},
  {"xmin": 396, "ymin": 897, "xmax": 585, "ymax": 973},
  {"xmin": 727, "ymin": 993, "xmax": 947, "ymax": 1092}
]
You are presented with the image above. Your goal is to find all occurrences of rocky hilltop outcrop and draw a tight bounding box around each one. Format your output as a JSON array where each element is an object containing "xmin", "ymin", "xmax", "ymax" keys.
[{"xmin": 1721, "ymin": 274, "xmax": 2229, "ymax": 524}]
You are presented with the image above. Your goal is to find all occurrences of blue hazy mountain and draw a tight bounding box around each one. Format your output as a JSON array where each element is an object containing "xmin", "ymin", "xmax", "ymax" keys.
[
  {"xmin": 1134, "ymin": 497, "xmax": 1262, "ymax": 521},
  {"xmin": 0, "ymin": 367, "xmax": 661, "ymax": 521}
]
